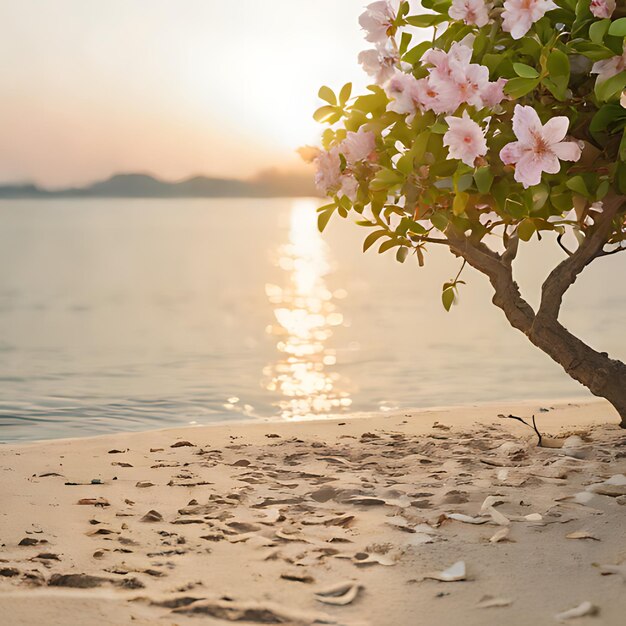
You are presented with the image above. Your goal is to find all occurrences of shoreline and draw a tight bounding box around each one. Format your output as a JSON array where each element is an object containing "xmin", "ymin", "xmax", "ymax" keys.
[
  {"xmin": 2, "ymin": 396, "xmax": 616, "ymax": 448},
  {"xmin": 1, "ymin": 398, "xmax": 624, "ymax": 625}
]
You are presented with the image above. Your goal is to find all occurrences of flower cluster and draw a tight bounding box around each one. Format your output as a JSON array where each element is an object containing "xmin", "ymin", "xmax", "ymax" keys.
[
  {"xmin": 314, "ymin": 127, "xmax": 376, "ymax": 197},
  {"xmin": 311, "ymin": 0, "xmax": 625, "ymax": 258}
]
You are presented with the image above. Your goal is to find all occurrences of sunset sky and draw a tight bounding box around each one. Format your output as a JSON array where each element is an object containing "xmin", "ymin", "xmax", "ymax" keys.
[{"xmin": 1, "ymin": 0, "xmax": 373, "ymax": 188}]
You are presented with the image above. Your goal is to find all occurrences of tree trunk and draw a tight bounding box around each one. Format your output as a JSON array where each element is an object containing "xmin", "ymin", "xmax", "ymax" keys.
[
  {"xmin": 527, "ymin": 318, "xmax": 626, "ymax": 424},
  {"xmin": 445, "ymin": 201, "xmax": 626, "ymax": 427}
]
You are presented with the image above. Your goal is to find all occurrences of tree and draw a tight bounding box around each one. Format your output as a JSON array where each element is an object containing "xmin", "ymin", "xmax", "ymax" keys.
[{"xmin": 307, "ymin": 0, "xmax": 626, "ymax": 426}]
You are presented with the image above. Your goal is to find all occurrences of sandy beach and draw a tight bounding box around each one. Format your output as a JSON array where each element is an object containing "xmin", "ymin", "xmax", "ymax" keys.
[{"xmin": 1, "ymin": 399, "xmax": 625, "ymax": 626}]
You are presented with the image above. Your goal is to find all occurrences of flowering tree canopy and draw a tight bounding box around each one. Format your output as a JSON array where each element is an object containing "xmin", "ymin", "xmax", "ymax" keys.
[{"xmin": 308, "ymin": 0, "xmax": 626, "ymax": 424}]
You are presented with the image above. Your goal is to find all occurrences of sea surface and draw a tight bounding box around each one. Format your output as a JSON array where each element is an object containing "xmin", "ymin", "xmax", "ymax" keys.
[{"xmin": 0, "ymin": 198, "xmax": 624, "ymax": 442}]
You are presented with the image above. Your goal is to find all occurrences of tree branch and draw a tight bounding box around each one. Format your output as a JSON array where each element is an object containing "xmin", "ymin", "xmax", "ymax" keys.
[
  {"xmin": 537, "ymin": 195, "xmax": 624, "ymax": 322},
  {"xmin": 445, "ymin": 229, "xmax": 535, "ymax": 334},
  {"xmin": 596, "ymin": 243, "xmax": 626, "ymax": 257}
]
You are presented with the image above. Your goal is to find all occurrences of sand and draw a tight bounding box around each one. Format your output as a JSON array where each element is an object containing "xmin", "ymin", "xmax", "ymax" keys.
[{"xmin": 0, "ymin": 398, "xmax": 625, "ymax": 626}]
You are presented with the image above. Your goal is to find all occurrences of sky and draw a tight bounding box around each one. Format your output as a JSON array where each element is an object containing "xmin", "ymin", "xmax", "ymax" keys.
[{"xmin": 0, "ymin": 0, "xmax": 373, "ymax": 188}]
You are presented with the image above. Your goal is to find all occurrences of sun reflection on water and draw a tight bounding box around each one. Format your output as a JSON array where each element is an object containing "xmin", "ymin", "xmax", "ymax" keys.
[{"xmin": 263, "ymin": 199, "xmax": 351, "ymax": 420}]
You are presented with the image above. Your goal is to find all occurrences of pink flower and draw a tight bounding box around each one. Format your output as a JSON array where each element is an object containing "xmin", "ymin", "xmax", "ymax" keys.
[
  {"xmin": 423, "ymin": 42, "xmax": 473, "ymax": 84},
  {"xmin": 443, "ymin": 111, "xmax": 488, "ymax": 166},
  {"xmin": 502, "ymin": 0, "xmax": 557, "ymax": 40},
  {"xmin": 499, "ymin": 105, "xmax": 581, "ymax": 188},
  {"xmin": 414, "ymin": 77, "xmax": 451, "ymax": 115},
  {"xmin": 481, "ymin": 77, "xmax": 507, "ymax": 108},
  {"xmin": 423, "ymin": 42, "xmax": 503, "ymax": 112},
  {"xmin": 384, "ymin": 72, "xmax": 422, "ymax": 115},
  {"xmin": 592, "ymin": 43, "xmax": 626, "ymax": 83},
  {"xmin": 314, "ymin": 148, "xmax": 341, "ymax": 194},
  {"xmin": 340, "ymin": 175, "xmax": 359, "ymax": 201},
  {"xmin": 341, "ymin": 128, "xmax": 376, "ymax": 164},
  {"xmin": 359, "ymin": 1, "xmax": 397, "ymax": 44},
  {"xmin": 449, "ymin": 0, "xmax": 491, "ymax": 27},
  {"xmin": 358, "ymin": 44, "xmax": 399, "ymax": 85},
  {"xmin": 590, "ymin": 0, "xmax": 615, "ymax": 18}
]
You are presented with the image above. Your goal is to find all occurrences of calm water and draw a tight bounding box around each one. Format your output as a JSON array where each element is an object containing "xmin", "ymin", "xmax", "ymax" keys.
[{"xmin": 0, "ymin": 198, "xmax": 624, "ymax": 442}]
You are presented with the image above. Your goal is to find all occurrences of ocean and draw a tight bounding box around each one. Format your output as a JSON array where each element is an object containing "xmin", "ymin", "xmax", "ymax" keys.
[{"xmin": 0, "ymin": 197, "xmax": 624, "ymax": 441}]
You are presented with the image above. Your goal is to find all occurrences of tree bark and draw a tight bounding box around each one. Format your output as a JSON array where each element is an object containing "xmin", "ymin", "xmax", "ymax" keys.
[{"xmin": 445, "ymin": 199, "xmax": 626, "ymax": 427}]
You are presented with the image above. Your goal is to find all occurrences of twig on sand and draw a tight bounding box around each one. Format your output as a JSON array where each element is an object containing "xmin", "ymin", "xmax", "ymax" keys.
[{"xmin": 498, "ymin": 414, "xmax": 544, "ymax": 446}]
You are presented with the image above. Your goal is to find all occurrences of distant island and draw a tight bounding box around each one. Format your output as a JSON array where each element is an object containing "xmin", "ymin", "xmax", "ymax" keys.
[{"xmin": 0, "ymin": 169, "xmax": 321, "ymax": 199}]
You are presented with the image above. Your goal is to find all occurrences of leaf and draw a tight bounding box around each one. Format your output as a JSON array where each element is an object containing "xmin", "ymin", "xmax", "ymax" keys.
[
  {"xmin": 517, "ymin": 219, "xmax": 536, "ymax": 241},
  {"xmin": 589, "ymin": 18, "xmax": 611, "ymax": 44},
  {"xmin": 452, "ymin": 191, "xmax": 469, "ymax": 216},
  {"xmin": 362, "ymin": 229, "xmax": 387, "ymax": 252},
  {"xmin": 547, "ymin": 49, "xmax": 570, "ymax": 83},
  {"xmin": 396, "ymin": 246, "xmax": 409, "ymax": 263},
  {"xmin": 442, "ymin": 285, "xmax": 455, "ymax": 312},
  {"xmin": 313, "ymin": 105, "xmax": 338, "ymax": 123},
  {"xmin": 620, "ymin": 130, "xmax": 626, "ymax": 161},
  {"xmin": 318, "ymin": 85, "xmax": 336, "ymax": 105},
  {"xmin": 403, "ymin": 40, "xmax": 431, "ymax": 64},
  {"xmin": 513, "ymin": 62, "xmax": 539, "ymax": 78},
  {"xmin": 399, "ymin": 31, "xmax": 413, "ymax": 56},
  {"xmin": 565, "ymin": 175, "xmax": 591, "ymax": 198},
  {"xmin": 405, "ymin": 14, "xmax": 447, "ymax": 27},
  {"xmin": 317, "ymin": 207, "xmax": 335, "ymax": 233},
  {"xmin": 378, "ymin": 238, "xmax": 401, "ymax": 253},
  {"xmin": 430, "ymin": 212, "xmax": 448, "ymax": 233},
  {"xmin": 504, "ymin": 77, "xmax": 540, "ymax": 99},
  {"xmin": 608, "ymin": 17, "xmax": 626, "ymax": 37},
  {"xmin": 474, "ymin": 167, "xmax": 494, "ymax": 194},
  {"xmin": 595, "ymin": 71, "xmax": 626, "ymax": 102},
  {"xmin": 338, "ymin": 82, "xmax": 352, "ymax": 105}
]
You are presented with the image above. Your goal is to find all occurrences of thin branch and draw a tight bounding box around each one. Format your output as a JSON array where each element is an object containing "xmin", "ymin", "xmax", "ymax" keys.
[
  {"xmin": 596, "ymin": 244, "xmax": 626, "ymax": 258},
  {"xmin": 445, "ymin": 228, "xmax": 535, "ymax": 334},
  {"xmin": 556, "ymin": 233, "xmax": 574, "ymax": 257},
  {"xmin": 498, "ymin": 413, "xmax": 543, "ymax": 446},
  {"xmin": 537, "ymin": 195, "xmax": 624, "ymax": 322}
]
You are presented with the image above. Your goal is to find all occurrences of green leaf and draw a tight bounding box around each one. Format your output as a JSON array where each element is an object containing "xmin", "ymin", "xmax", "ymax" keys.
[
  {"xmin": 517, "ymin": 218, "xmax": 535, "ymax": 242},
  {"xmin": 430, "ymin": 212, "xmax": 448, "ymax": 232},
  {"xmin": 513, "ymin": 62, "xmax": 539, "ymax": 78},
  {"xmin": 474, "ymin": 167, "xmax": 494, "ymax": 194},
  {"xmin": 405, "ymin": 14, "xmax": 447, "ymax": 27},
  {"xmin": 620, "ymin": 130, "xmax": 626, "ymax": 161},
  {"xmin": 338, "ymin": 83, "xmax": 352, "ymax": 105},
  {"xmin": 403, "ymin": 40, "xmax": 431, "ymax": 64},
  {"xmin": 399, "ymin": 31, "xmax": 413, "ymax": 56},
  {"xmin": 504, "ymin": 77, "xmax": 541, "ymax": 99},
  {"xmin": 595, "ymin": 71, "xmax": 626, "ymax": 102},
  {"xmin": 396, "ymin": 153, "xmax": 414, "ymax": 176},
  {"xmin": 318, "ymin": 86, "xmax": 336, "ymax": 105},
  {"xmin": 441, "ymin": 285, "xmax": 455, "ymax": 312},
  {"xmin": 566, "ymin": 175, "xmax": 591, "ymax": 198},
  {"xmin": 589, "ymin": 19, "xmax": 611, "ymax": 44},
  {"xmin": 363, "ymin": 229, "xmax": 388, "ymax": 252},
  {"xmin": 378, "ymin": 238, "xmax": 401, "ymax": 253},
  {"xmin": 608, "ymin": 17, "xmax": 626, "ymax": 37},
  {"xmin": 568, "ymin": 40, "xmax": 615, "ymax": 61},
  {"xmin": 396, "ymin": 246, "xmax": 409, "ymax": 263},
  {"xmin": 430, "ymin": 121, "xmax": 448, "ymax": 134},
  {"xmin": 313, "ymin": 105, "xmax": 338, "ymax": 123},
  {"xmin": 370, "ymin": 167, "xmax": 404, "ymax": 191},
  {"xmin": 547, "ymin": 49, "xmax": 570, "ymax": 89},
  {"xmin": 452, "ymin": 191, "xmax": 469, "ymax": 216},
  {"xmin": 596, "ymin": 179, "xmax": 610, "ymax": 199},
  {"xmin": 317, "ymin": 207, "xmax": 335, "ymax": 232}
]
